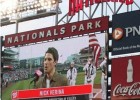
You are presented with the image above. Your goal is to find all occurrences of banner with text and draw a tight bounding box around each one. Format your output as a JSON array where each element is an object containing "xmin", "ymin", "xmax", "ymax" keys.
[
  {"xmin": 5, "ymin": 16, "xmax": 108, "ymax": 47},
  {"xmin": 11, "ymin": 85, "xmax": 91, "ymax": 100},
  {"xmin": 112, "ymin": 10, "xmax": 140, "ymax": 55},
  {"xmin": 111, "ymin": 56, "xmax": 140, "ymax": 99}
]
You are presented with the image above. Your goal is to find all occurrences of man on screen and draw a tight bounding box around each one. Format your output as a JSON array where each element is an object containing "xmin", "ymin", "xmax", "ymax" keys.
[{"xmin": 36, "ymin": 47, "xmax": 68, "ymax": 88}]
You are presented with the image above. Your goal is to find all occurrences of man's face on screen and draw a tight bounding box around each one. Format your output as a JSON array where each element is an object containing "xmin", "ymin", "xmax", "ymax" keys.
[{"xmin": 44, "ymin": 53, "xmax": 57, "ymax": 74}]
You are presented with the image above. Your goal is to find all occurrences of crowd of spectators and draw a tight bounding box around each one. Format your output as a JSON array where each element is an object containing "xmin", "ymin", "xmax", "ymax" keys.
[{"xmin": 2, "ymin": 68, "xmax": 38, "ymax": 88}]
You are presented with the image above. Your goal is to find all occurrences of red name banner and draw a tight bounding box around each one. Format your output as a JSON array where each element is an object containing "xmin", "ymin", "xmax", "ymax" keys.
[
  {"xmin": 5, "ymin": 16, "xmax": 109, "ymax": 47},
  {"xmin": 69, "ymin": 0, "xmax": 134, "ymax": 16},
  {"xmin": 11, "ymin": 84, "xmax": 92, "ymax": 100}
]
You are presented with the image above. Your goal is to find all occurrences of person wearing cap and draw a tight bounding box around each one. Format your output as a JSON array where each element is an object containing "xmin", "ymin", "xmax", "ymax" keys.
[
  {"xmin": 83, "ymin": 57, "xmax": 96, "ymax": 100},
  {"xmin": 98, "ymin": 56, "xmax": 107, "ymax": 100},
  {"xmin": 36, "ymin": 47, "xmax": 68, "ymax": 88},
  {"xmin": 66, "ymin": 61, "xmax": 77, "ymax": 86}
]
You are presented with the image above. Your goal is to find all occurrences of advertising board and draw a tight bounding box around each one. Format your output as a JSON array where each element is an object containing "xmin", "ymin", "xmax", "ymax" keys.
[
  {"xmin": 111, "ymin": 56, "xmax": 140, "ymax": 99},
  {"xmin": 112, "ymin": 10, "xmax": 140, "ymax": 55},
  {"xmin": 5, "ymin": 16, "xmax": 108, "ymax": 47}
]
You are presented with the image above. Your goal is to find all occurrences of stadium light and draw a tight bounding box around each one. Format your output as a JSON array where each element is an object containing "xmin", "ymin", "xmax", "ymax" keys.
[
  {"xmin": 0, "ymin": 0, "xmax": 62, "ymax": 26},
  {"xmin": 0, "ymin": 0, "xmax": 18, "ymax": 16}
]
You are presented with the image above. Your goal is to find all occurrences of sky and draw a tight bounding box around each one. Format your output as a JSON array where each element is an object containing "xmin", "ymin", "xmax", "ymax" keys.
[
  {"xmin": 0, "ymin": 0, "xmax": 139, "ymax": 62},
  {"xmin": 15, "ymin": 33, "xmax": 105, "ymax": 62}
]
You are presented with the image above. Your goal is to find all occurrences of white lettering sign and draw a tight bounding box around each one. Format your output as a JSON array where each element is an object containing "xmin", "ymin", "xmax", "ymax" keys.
[
  {"xmin": 125, "ymin": 26, "xmax": 140, "ymax": 37},
  {"xmin": 113, "ymin": 82, "xmax": 140, "ymax": 96}
]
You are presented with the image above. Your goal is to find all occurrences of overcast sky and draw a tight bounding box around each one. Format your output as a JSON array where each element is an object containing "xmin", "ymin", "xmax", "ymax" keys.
[{"xmin": 16, "ymin": 33, "xmax": 105, "ymax": 62}]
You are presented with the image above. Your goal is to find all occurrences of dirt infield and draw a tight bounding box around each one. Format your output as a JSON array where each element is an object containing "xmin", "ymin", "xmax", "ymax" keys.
[
  {"xmin": 94, "ymin": 84, "xmax": 101, "ymax": 88},
  {"xmin": 93, "ymin": 84, "xmax": 102, "ymax": 99}
]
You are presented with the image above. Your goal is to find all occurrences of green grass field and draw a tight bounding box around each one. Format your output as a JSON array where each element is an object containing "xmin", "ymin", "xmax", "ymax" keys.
[
  {"xmin": 2, "ymin": 71, "xmax": 101, "ymax": 100},
  {"xmin": 76, "ymin": 70, "xmax": 101, "ymax": 85}
]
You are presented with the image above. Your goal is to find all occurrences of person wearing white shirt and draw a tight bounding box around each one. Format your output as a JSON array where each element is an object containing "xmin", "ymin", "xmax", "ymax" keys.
[
  {"xmin": 99, "ymin": 57, "xmax": 107, "ymax": 100},
  {"xmin": 83, "ymin": 58, "xmax": 96, "ymax": 100},
  {"xmin": 67, "ymin": 62, "xmax": 77, "ymax": 86}
]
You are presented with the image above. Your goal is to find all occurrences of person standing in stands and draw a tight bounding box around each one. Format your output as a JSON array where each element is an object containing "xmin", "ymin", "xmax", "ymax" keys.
[
  {"xmin": 67, "ymin": 61, "xmax": 77, "ymax": 86},
  {"xmin": 36, "ymin": 47, "xmax": 68, "ymax": 88},
  {"xmin": 83, "ymin": 57, "xmax": 96, "ymax": 100}
]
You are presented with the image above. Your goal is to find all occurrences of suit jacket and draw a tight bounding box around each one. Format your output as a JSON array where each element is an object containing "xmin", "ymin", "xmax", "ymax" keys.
[{"xmin": 35, "ymin": 71, "xmax": 68, "ymax": 88}]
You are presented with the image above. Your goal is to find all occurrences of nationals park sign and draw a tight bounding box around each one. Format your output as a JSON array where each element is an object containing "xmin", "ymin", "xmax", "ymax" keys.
[{"xmin": 4, "ymin": 16, "xmax": 109, "ymax": 47}]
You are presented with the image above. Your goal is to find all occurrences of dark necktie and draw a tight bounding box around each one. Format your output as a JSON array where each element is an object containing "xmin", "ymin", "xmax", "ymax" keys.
[
  {"xmin": 87, "ymin": 64, "xmax": 91, "ymax": 78},
  {"xmin": 70, "ymin": 69, "xmax": 72, "ymax": 79}
]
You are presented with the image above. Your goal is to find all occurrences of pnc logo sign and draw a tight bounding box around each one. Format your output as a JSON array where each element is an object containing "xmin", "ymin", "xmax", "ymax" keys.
[
  {"xmin": 112, "ymin": 28, "xmax": 124, "ymax": 40},
  {"xmin": 112, "ymin": 26, "xmax": 140, "ymax": 40}
]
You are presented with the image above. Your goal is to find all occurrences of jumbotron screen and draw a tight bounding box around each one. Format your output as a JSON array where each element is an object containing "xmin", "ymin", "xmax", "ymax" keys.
[{"xmin": 2, "ymin": 32, "xmax": 106, "ymax": 100}]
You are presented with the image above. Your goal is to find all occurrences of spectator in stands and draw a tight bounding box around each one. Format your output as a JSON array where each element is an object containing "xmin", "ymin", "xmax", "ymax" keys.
[
  {"xmin": 36, "ymin": 47, "xmax": 68, "ymax": 88},
  {"xmin": 67, "ymin": 61, "xmax": 77, "ymax": 86}
]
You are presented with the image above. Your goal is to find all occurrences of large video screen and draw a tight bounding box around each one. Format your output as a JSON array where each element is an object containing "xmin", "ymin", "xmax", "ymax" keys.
[{"xmin": 2, "ymin": 32, "xmax": 106, "ymax": 100}]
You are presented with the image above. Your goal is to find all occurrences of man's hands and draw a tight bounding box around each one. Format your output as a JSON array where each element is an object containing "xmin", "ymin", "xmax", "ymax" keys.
[{"xmin": 87, "ymin": 78, "xmax": 92, "ymax": 83}]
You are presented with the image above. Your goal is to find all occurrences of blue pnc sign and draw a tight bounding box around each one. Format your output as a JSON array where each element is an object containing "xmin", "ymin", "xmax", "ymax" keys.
[{"xmin": 112, "ymin": 10, "xmax": 140, "ymax": 56}]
